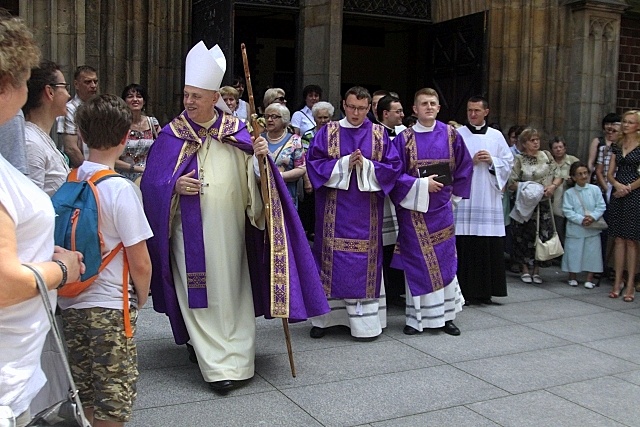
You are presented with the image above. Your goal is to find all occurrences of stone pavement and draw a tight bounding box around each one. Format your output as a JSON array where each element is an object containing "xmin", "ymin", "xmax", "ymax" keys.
[{"xmin": 130, "ymin": 267, "xmax": 640, "ymax": 427}]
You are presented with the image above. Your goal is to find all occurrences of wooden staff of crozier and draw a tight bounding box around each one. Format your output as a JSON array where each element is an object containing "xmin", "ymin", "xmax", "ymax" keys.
[{"xmin": 241, "ymin": 43, "xmax": 296, "ymax": 378}]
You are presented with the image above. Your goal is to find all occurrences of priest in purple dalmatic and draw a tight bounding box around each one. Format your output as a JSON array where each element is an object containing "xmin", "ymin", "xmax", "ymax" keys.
[
  {"xmin": 306, "ymin": 86, "xmax": 401, "ymax": 340},
  {"xmin": 390, "ymin": 88, "xmax": 473, "ymax": 337},
  {"xmin": 140, "ymin": 41, "xmax": 328, "ymax": 394}
]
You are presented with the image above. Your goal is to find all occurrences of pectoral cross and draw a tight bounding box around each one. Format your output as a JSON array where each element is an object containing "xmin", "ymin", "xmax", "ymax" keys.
[{"xmin": 199, "ymin": 168, "xmax": 209, "ymax": 194}]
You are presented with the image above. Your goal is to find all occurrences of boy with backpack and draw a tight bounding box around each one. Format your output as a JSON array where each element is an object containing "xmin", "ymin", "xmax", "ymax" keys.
[{"xmin": 56, "ymin": 94, "xmax": 153, "ymax": 427}]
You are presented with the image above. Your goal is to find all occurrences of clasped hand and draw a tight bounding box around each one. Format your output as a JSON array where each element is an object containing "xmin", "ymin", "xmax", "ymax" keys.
[
  {"xmin": 349, "ymin": 149, "xmax": 363, "ymax": 171},
  {"xmin": 473, "ymin": 149, "xmax": 492, "ymax": 165}
]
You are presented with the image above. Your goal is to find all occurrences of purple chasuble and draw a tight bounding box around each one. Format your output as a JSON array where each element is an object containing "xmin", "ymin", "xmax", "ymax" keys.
[
  {"xmin": 389, "ymin": 121, "xmax": 473, "ymax": 297},
  {"xmin": 141, "ymin": 109, "xmax": 329, "ymax": 345},
  {"xmin": 307, "ymin": 119, "xmax": 401, "ymax": 299}
]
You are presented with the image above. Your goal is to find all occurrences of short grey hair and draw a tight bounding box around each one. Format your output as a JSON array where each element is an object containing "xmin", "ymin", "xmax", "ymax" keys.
[
  {"xmin": 264, "ymin": 102, "xmax": 291, "ymax": 126},
  {"xmin": 312, "ymin": 101, "xmax": 334, "ymax": 118}
]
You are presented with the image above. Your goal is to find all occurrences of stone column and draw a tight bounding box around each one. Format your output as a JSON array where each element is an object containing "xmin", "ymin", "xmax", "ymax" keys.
[
  {"xmin": 299, "ymin": 0, "xmax": 344, "ymax": 116},
  {"xmin": 563, "ymin": 0, "xmax": 628, "ymax": 156}
]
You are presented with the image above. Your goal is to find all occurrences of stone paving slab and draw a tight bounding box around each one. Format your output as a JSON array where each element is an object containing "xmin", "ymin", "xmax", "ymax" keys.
[
  {"xmin": 371, "ymin": 406, "xmax": 500, "ymax": 426},
  {"xmin": 137, "ymin": 338, "xmax": 192, "ymax": 370},
  {"xmin": 583, "ymin": 334, "xmax": 640, "ymax": 365},
  {"xmin": 134, "ymin": 365, "xmax": 275, "ymax": 410},
  {"xmin": 548, "ymin": 376, "xmax": 640, "ymax": 426},
  {"xmin": 400, "ymin": 324, "xmax": 570, "ymax": 363},
  {"xmin": 475, "ymin": 297, "xmax": 610, "ymax": 324},
  {"xmin": 526, "ymin": 311, "xmax": 640, "ymax": 343},
  {"xmin": 130, "ymin": 391, "xmax": 324, "ymax": 427},
  {"xmin": 130, "ymin": 266, "xmax": 640, "ymax": 426},
  {"xmin": 281, "ymin": 365, "xmax": 509, "ymax": 427},
  {"xmin": 454, "ymin": 344, "xmax": 637, "ymax": 394},
  {"xmin": 466, "ymin": 390, "xmax": 626, "ymax": 426},
  {"xmin": 256, "ymin": 339, "xmax": 443, "ymax": 389}
]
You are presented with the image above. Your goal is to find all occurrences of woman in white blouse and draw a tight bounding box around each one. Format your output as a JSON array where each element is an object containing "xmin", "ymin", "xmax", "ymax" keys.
[
  {"xmin": 0, "ymin": 14, "xmax": 84, "ymax": 426},
  {"xmin": 22, "ymin": 60, "xmax": 71, "ymax": 196}
]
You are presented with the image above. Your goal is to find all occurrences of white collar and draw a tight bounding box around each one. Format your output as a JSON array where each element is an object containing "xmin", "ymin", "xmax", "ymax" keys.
[
  {"xmin": 340, "ymin": 118, "xmax": 363, "ymax": 129},
  {"xmin": 413, "ymin": 121, "xmax": 435, "ymax": 133},
  {"xmin": 472, "ymin": 121, "xmax": 486, "ymax": 130}
]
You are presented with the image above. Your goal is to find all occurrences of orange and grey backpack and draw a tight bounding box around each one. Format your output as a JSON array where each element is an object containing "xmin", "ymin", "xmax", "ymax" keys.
[{"xmin": 51, "ymin": 168, "xmax": 133, "ymax": 337}]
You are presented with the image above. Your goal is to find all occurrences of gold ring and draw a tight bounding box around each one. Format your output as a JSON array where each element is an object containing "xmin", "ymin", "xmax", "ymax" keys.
[{"xmin": 186, "ymin": 186, "xmax": 191, "ymax": 191}]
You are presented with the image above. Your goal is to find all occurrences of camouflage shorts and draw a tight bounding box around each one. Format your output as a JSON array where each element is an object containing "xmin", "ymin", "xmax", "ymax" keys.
[{"xmin": 61, "ymin": 307, "xmax": 138, "ymax": 423}]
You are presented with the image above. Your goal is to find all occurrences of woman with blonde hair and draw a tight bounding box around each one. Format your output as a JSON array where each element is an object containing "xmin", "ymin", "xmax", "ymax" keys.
[
  {"xmin": 0, "ymin": 12, "xmax": 84, "ymax": 426},
  {"xmin": 606, "ymin": 110, "xmax": 640, "ymax": 302}
]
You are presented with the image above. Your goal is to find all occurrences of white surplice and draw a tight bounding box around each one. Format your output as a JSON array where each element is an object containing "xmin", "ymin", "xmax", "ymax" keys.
[{"xmin": 454, "ymin": 125, "xmax": 514, "ymax": 236}]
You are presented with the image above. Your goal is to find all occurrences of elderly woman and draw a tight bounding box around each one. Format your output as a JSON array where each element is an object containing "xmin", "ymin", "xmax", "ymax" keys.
[
  {"xmin": 549, "ymin": 136, "xmax": 579, "ymax": 244},
  {"xmin": 261, "ymin": 102, "xmax": 306, "ymax": 208},
  {"xmin": 0, "ymin": 14, "xmax": 84, "ymax": 426},
  {"xmin": 220, "ymin": 85, "xmax": 241, "ymax": 118},
  {"xmin": 22, "ymin": 60, "xmax": 70, "ymax": 196},
  {"xmin": 116, "ymin": 83, "xmax": 160, "ymax": 182},
  {"xmin": 508, "ymin": 128, "xmax": 563, "ymax": 284},
  {"xmin": 606, "ymin": 110, "xmax": 640, "ymax": 302},
  {"xmin": 291, "ymin": 84, "xmax": 322, "ymax": 136},
  {"xmin": 299, "ymin": 101, "xmax": 334, "ymax": 237}
]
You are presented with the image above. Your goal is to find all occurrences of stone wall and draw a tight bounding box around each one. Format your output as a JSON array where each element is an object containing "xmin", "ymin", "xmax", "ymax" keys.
[
  {"xmin": 20, "ymin": 0, "xmax": 191, "ymax": 125},
  {"xmin": 617, "ymin": 14, "xmax": 640, "ymax": 113}
]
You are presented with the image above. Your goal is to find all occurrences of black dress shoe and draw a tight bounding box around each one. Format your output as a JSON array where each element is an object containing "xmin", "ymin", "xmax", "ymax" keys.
[
  {"xmin": 403, "ymin": 325, "xmax": 421, "ymax": 335},
  {"xmin": 441, "ymin": 320, "xmax": 460, "ymax": 336},
  {"xmin": 186, "ymin": 343, "xmax": 198, "ymax": 364},
  {"xmin": 310, "ymin": 326, "xmax": 326, "ymax": 338},
  {"xmin": 481, "ymin": 298, "xmax": 502, "ymax": 306},
  {"xmin": 209, "ymin": 380, "xmax": 234, "ymax": 394}
]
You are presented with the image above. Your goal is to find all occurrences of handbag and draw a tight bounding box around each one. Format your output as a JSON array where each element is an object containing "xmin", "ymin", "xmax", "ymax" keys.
[
  {"xmin": 22, "ymin": 264, "xmax": 91, "ymax": 427},
  {"xmin": 575, "ymin": 190, "xmax": 608, "ymax": 230},
  {"xmin": 535, "ymin": 200, "xmax": 564, "ymax": 261}
]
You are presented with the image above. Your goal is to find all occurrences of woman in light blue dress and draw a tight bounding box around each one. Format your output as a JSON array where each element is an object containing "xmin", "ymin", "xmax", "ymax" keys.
[{"xmin": 561, "ymin": 161, "xmax": 606, "ymax": 288}]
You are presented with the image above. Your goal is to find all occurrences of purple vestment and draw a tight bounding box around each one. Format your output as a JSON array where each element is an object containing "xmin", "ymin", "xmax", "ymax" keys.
[
  {"xmin": 307, "ymin": 119, "xmax": 401, "ymax": 299},
  {"xmin": 390, "ymin": 121, "xmax": 473, "ymax": 296},
  {"xmin": 141, "ymin": 109, "xmax": 329, "ymax": 345}
]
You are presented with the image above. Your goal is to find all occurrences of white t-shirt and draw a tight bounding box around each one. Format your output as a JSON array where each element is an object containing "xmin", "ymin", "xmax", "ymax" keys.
[
  {"xmin": 291, "ymin": 106, "xmax": 316, "ymax": 135},
  {"xmin": 0, "ymin": 155, "xmax": 56, "ymax": 416},
  {"xmin": 25, "ymin": 122, "xmax": 70, "ymax": 196},
  {"xmin": 57, "ymin": 161, "xmax": 153, "ymax": 311}
]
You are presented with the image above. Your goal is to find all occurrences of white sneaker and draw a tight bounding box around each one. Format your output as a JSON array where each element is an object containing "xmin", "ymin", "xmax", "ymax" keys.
[
  {"xmin": 568, "ymin": 280, "xmax": 578, "ymax": 287},
  {"xmin": 584, "ymin": 281, "xmax": 595, "ymax": 289}
]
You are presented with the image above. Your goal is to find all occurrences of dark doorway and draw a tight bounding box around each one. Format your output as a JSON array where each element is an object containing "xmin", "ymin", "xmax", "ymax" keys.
[
  {"xmin": 425, "ymin": 11, "xmax": 487, "ymax": 124},
  {"xmin": 341, "ymin": 15, "xmax": 425, "ymax": 110},
  {"xmin": 234, "ymin": 7, "xmax": 298, "ymax": 111}
]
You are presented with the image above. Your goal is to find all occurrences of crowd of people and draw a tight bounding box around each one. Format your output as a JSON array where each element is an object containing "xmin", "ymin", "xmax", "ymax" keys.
[{"xmin": 1, "ymin": 10, "xmax": 639, "ymax": 427}]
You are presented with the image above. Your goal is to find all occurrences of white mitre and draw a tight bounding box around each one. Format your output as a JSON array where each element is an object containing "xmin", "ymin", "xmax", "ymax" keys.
[{"xmin": 185, "ymin": 41, "xmax": 231, "ymax": 114}]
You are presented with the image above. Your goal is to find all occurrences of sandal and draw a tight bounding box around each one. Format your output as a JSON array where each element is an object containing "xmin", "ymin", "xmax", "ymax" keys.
[
  {"xmin": 532, "ymin": 274, "xmax": 543, "ymax": 284},
  {"xmin": 609, "ymin": 284, "xmax": 624, "ymax": 299},
  {"xmin": 520, "ymin": 273, "xmax": 532, "ymax": 283},
  {"xmin": 623, "ymin": 290, "xmax": 635, "ymax": 303}
]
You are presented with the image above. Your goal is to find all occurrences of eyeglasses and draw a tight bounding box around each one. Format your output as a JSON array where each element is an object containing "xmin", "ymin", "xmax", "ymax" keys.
[
  {"xmin": 49, "ymin": 82, "xmax": 70, "ymax": 90},
  {"xmin": 265, "ymin": 114, "xmax": 282, "ymax": 120},
  {"xmin": 344, "ymin": 104, "xmax": 369, "ymax": 113},
  {"xmin": 129, "ymin": 130, "xmax": 144, "ymax": 139},
  {"xmin": 273, "ymin": 97, "xmax": 286, "ymax": 103}
]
